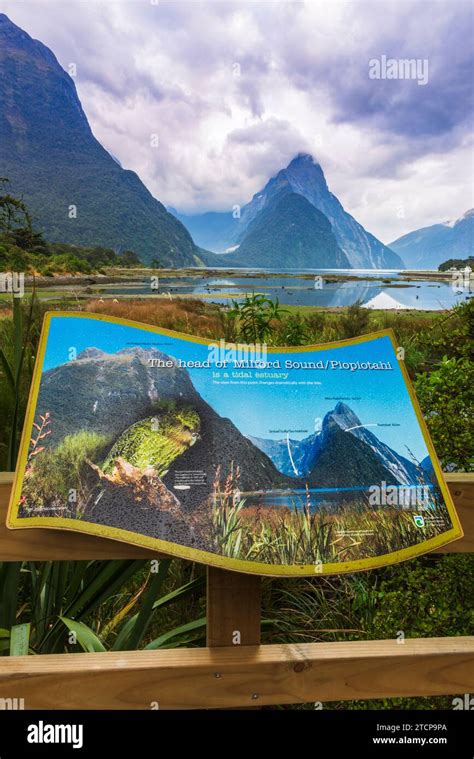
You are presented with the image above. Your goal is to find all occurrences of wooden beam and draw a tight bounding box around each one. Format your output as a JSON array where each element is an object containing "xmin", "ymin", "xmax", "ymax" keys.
[
  {"xmin": 1, "ymin": 472, "xmax": 472, "ymax": 561},
  {"xmin": 0, "ymin": 636, "xmax": 473, "ymax": 709},
  {"xmin": 207, "ymin": 567, "xmax": 261, "ymax": 647},
  {"xmin": 434, "ymin": 474, "xmax": 474, "ymax": 553}
]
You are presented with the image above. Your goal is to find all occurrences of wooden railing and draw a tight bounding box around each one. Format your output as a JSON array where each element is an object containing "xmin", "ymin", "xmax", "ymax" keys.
[{"xmin": 0, "ymin": 472, "xmax": 473, "ymax": 709}]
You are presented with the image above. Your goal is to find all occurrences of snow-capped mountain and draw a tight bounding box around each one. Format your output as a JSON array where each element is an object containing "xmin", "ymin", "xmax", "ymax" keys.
[
  {"xmin": 389, "ymin": 209, "xmax": 474, "ymax": 269},
  {"xmin": 249, "ymin": 402, "xmax": 425, "ymax": 487}
]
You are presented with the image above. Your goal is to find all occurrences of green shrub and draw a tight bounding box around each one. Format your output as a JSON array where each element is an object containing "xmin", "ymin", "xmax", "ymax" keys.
[
  {"xmin": 418, "ymin": 299, "xmax": 473, "ymax": 364},
  {"xmin": 304, "ymin": 312, "xmax": 326, "ymax": 342},
  {"xmin": 276, "ymin": 313, "xmax": 307, "ymax": 345},
  {"xmin": 338, "ymin": 300, "xmax": 371, "ymax": 338},
  {"xmin": 24, "ymin": 431, "xmax": 110, "ymax": 509},
  {"xmin": 263, "ymin": 554, "xmax": 474, "ymax": 709},
  {"xmin": 0, "ymin": 558, "xmax": 205, "ymax": 655},
  {"xmin": 415, "ymin": 356, "xmax": 474, "ymax": 471},
  {"xmin": 229, "ymin": 293, "xmax": 287, "ymax": 343}
]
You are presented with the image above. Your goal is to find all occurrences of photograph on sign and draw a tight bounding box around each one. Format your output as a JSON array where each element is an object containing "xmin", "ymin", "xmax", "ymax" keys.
[{"xmin": 7, "ymin": 312, "xmax": 462, "ymax": 575}]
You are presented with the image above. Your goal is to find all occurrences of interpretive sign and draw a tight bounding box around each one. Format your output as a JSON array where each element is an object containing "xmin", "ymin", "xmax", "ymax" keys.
[{"xmin": 7, "ymin": 312, "xmax": 462, "ymax": 575}]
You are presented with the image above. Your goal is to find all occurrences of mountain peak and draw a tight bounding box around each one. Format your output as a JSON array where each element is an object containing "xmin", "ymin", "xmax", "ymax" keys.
[
  {"xmin": 287, "ymin": 153, "xmax": 318, "ymax": 167},
  {"xmin": 323, "ymin": 402, "xmax": 361, "ymax": 432},
  {"xmin": 444, "ymin": 208, "xmax": 474, "ymax": 227},
  {"xmin": 0, "ymin": 12, "xmax": 30, "ymax": 41},
  {"xmin": 116, "ymin": 346, "xmax": 174, "ymax": 362},
  {"xmin": 272, "ymin": 153, "xmax": 331, "ymax": 205},
  {"xmin": 334, "ymin": 401, "xmax": 355, "ymax": 416},
  {"xmin": 77, "ymin": 348, "xmax": 107, "ymax": 361},
  {"xmin": 457, "ymin": 208, "xmax": 474, "ymax": 223},
  {"xmin": 185, "ymin": 144, "xmax": 405, "ymax": 266},
  {"xmin": 284, "ymin": 153, "xmax": 324, "ymax": 179},
  {"xmin": 249, "ymin": 400, "xmax": 420, "ymax": 486},
  {"xmin": 0, "ymin": 13, "xmax": 41, "ymax": 47},
  {"xmin": 0, "ymin": 13, "xmax": 71, "ymax": 78},
  {"xmin": 390, "ymin": 207, "xmax": 473, "ymax": 267}
]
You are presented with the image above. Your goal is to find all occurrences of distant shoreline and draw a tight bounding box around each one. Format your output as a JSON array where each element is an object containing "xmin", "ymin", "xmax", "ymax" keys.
[{"xmin": 20, "ymin": 266, "xmax": 457, "ymax": 288}]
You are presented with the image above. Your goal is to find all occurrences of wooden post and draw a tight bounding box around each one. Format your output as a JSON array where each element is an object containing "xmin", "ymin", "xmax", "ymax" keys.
[{"xmin": 206, "ymin": 567, "xmax": 261, "ymax": 647}]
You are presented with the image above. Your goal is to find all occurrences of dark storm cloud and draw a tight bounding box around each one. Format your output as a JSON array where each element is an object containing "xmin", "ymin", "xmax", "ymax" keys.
[
  {"xmin": 1, "ymin": 0, "xmax": 472, "ymax": 240},
  {"xmin": 280, "ymin": 1, "xmax": 473, "ymax": 144}
]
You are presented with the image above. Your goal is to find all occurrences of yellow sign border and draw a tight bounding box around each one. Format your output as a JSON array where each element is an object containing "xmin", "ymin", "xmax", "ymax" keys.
[{"xmin": 6, "ymin": 311, "xmax": 463, "ymax": 576}]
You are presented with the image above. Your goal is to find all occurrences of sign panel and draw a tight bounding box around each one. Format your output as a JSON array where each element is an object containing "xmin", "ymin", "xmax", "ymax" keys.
[{"xmin": 7, "ymin": 312, "xmax": 462, "ymax": 575}]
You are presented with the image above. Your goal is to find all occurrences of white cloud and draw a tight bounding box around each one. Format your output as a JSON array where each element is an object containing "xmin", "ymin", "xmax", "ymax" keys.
[{"xmin": 2, "ymin": 0, "xmax": 472, "ymax": 242}]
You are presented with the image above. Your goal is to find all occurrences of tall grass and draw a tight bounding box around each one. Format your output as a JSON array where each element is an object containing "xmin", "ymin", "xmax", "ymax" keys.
[
  {"xmin": 21, "ymin": 430, "xmax": 110, "ymax": 516},
  {"xmin": 209, "ymin": 470, "xmax": 452, "ymax": 566},
  {"xmin": 211, "ymin": 464, "xmax": 247, "ymax": 558},
  {"xmin": 246, "ymin": 505, "xmax": 336, "ymax": 565},
  {"xmin": 241, "ymin": 504, "xmax": 450, "ymax": 565},
  {"xmin": 0, "ymin": 559, "xmax": 205, "ymax": 655},
  {"xmin": 85, "ymin": 298, "xmax": 226, "ymax": 339},
  {"xmin": 0, "ymin": 289, "xmax": 42, "ymax": 470}
]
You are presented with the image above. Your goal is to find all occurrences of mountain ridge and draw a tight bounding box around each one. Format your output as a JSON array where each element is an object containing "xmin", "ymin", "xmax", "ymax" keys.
[
  {"xmin": 179, "ymin": 154, "xmax": 405, "ymax": 269},
  {"xmin": 0, "ymin": 13, "xmax": 201, "ymax": 266},
  {"xmin": 389, "ymin": 209, "xmax": 474, "ymax": 269},
  {"xmin": 35, "ymin": 345, "xmax": 287, "ymax": 511},
  {"xmin": 214, "ymin": 191, "xmax": 350, "ymax": 268},
  {"xmin": 249, "ymin": 401, "xmax": 425, "ymax": 486}
]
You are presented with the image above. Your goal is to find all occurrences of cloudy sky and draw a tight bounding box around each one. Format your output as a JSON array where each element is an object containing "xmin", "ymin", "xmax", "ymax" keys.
[{"xmin": 3, "ymin": 0, "xmax": 473, "ymax": 242}]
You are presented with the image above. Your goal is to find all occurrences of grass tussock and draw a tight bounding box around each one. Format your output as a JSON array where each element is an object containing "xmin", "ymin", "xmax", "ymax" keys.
[
  {"xmin": 85, "ymin": 298, "xmax": 225, "ymax": 339},
  {"xmin": 213, "ymin": 503, "xmax": 451, "ymax": 566},
  {"xmin": 208, "ymin": 469, "xmax": 451, "ymax": 566},
  {"xmin": 20, "ymin": 429, "xmax": 110, "ymax": 515}
]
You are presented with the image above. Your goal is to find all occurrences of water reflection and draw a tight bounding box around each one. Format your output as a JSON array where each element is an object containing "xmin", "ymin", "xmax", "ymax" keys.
[{"xmin": 105, "ymin": 272, "xmax": 471, "ymax": 311}]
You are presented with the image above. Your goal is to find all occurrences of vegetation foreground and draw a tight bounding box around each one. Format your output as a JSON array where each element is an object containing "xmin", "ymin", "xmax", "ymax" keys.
[{"xmin": 0, "ymin": 292, "xmax": 472, "ymax": 710}]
